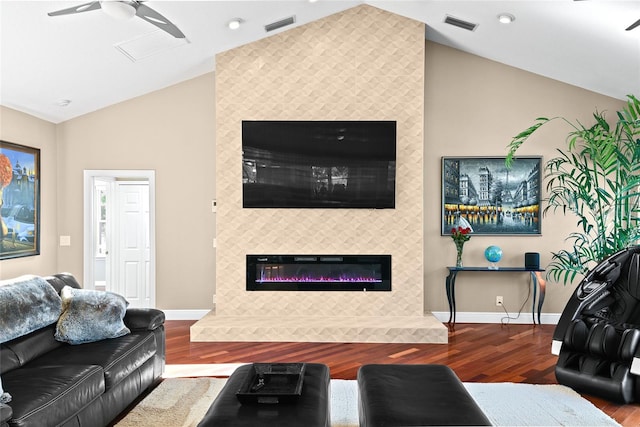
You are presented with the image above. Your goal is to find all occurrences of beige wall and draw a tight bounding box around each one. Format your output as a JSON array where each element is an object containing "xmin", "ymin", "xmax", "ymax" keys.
[
  {"xmin": 423, "ymin": 41, "xmax": 625, "ymax": 314},
  {"xmin": 54, "ymin": 74, "xmax": 216, "ymax": 309},
  {"xmin": 215, "ymin": 5, "xmax": 426, "ymax": 317},
  {"xmin": 0, "ymin": 106, "xmax": 58, "ymax": 278}
]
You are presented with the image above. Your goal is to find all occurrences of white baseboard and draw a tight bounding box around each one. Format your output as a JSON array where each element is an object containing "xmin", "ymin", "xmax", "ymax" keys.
[
  {"xmin": 431, "ymin": 311, "xmax": 560, "ymax": 325},
  {"xmin": 162, "ymin": 309, "xmax": 210, "ymax": 320},
  {"xmin": 161, "ymin": 309, "xmax": 559, "ymax": 324}
]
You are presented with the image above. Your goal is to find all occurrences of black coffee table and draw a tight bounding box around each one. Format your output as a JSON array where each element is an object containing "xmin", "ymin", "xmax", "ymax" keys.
[{"xmin": 198, "ymin": 363, "xmax": 330, "ymax": 427}]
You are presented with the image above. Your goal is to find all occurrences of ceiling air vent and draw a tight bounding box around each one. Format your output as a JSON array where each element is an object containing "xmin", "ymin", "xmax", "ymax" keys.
[
  {"xmin": 265, "ymin": 15, "xmax": 296, "ymax": 32},
  {"xmin": 444, "ymin": 15, "xmax": 478, "ymax": 32}
]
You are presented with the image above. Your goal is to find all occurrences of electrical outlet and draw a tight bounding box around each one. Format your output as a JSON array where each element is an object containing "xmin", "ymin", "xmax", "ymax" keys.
[{"xmin": 496, "ymin": 296, "xmax": 504, "ymax": 306}]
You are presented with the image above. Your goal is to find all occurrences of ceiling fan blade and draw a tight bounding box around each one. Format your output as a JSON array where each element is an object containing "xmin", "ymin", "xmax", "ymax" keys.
[
  {"xmin": 48, "ymin": 1, "xmax": 101, "ymax": 17},
  {"xmin": 134, "ymin": 3, "xmax": 185, "ymax": 38},
  {"xmin": 575, "ymin": 0, "xmax": 639, "ymax": 31},
  {"xmin": 626, "ymin": 18, "xmax": 640, "ymax": 31}
]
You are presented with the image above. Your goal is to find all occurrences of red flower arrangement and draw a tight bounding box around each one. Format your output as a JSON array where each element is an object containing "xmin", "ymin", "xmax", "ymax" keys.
[
  {"xmin": 451, "ymin": 226, "xmax": 472, "ymax": 244},
  {"xmin": 451, "ymin": 225, "xmax": 472, "ymax": 267}
]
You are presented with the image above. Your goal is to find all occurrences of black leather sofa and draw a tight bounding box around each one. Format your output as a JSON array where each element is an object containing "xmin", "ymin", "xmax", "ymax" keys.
[
  {"xmin": 553, "ymin": 246, "xmax": 640, "ymax": 403},
  {"xmin": 0, "ymin": 273, "xmax": 165, "ymax": 427}
]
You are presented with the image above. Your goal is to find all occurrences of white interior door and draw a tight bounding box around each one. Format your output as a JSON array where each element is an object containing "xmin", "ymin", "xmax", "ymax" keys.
[
  {"xmin": 113, "ymin": 182, "xmax": 150, "ymax": 308},
  {"xmin": 83, "ymin": 170, "xmax": 156, "ymax": 308}
]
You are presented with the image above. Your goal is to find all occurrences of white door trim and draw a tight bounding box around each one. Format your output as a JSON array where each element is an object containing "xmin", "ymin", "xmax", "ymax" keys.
[{"xmin": 83, "ymin": 170, "xmax": 156, "ymax": 307}]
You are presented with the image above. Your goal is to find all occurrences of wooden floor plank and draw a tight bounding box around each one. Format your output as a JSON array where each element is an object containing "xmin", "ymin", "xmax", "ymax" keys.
[{"xmin": 165, "ymin": 320, "xmax": 640, "ymax": 426}]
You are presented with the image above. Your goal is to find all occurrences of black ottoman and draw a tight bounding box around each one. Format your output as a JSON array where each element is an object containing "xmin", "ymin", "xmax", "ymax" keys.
[
  {"xmin": 198, "ymin": 363, "xmax": 330, "ymax": 427},
  {"xmin": 357, "ymin": 364, "xmax": 491, "ymax": 426}
]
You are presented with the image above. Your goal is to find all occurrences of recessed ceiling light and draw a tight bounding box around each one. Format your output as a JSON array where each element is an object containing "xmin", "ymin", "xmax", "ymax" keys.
[
  {"xmin": 498, "ymin": 13, "xmax": 515, "ymax": 24},
  {"xmin": 228, "ymin": 18, "xmax": 242, "ymax": 30},
  {"xmin": 56, "ymin": 99, "xmax": 71, "ymax": 107}
]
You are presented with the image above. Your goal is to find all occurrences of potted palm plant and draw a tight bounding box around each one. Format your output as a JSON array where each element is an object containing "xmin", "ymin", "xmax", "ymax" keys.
[{"xmin": 506, "ymin": 95, "xmax": 640, "ymax": 284}]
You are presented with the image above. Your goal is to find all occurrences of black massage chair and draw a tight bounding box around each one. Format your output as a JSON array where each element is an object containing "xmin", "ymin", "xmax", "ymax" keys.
[{"xmin": 552, "ymin": 245, "xmax": 640, "ymax": 403}]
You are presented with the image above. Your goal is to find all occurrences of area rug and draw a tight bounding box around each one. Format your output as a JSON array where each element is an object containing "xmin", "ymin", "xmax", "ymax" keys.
[
  {"xmin": 116, "ymin": 377, "xmax": 620, "ymax": 427},
  {"xmin": 115, "ymin": 377, "xmax": 226, "ymax": 427},
  {"xmin": 163, "ymin": 363, "xmax": 246, "ymax": 378}
]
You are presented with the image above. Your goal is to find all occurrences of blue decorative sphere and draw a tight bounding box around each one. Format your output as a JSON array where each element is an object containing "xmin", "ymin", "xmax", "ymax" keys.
[{"xmin": 485, "ymin": 246, "xmax": 503, "ymax": 263}]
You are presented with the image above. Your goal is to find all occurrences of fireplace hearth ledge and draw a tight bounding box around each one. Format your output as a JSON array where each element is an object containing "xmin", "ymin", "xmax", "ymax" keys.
[{"xmin": 190, "ymin": 311, "xmax": 447, "ymax": 344}]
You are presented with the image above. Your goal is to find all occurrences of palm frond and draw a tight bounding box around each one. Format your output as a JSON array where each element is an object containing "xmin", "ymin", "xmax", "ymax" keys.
[{"xmin": 505, "ymin": 95, "xmax": 640, "ymax": 285}]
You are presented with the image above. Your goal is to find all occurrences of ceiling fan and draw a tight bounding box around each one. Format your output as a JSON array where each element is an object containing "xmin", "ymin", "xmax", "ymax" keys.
[
  {"xmin": 574, "ymin": 0, "xmax": 640, "ymax": 31},
  {"xmin": 627, "ymin": 18, "xmax": 640, "ymax": 32},
  {"xmin": 48, "ymin": 1, "xmax": 185, "ymax": 38}
]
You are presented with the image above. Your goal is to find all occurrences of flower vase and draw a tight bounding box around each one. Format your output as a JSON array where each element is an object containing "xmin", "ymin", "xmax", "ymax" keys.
[{"xmin": 455, "ymin": 241, "xmax": 465, "ymax": 268}]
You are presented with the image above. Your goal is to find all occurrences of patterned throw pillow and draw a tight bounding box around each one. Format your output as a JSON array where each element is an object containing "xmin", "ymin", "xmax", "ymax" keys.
[
  {"xmin": 0, "ymin": 275, "xmax": 62, "ymax": 343},
  {"xmin": 55, "ymin": 286, "xmax": 130, "ymax": 345}
]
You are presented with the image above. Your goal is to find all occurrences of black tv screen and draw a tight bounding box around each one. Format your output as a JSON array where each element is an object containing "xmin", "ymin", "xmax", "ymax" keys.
[{"xmin": 242, "ymin": 121, "xmax": 396, "ymax": 208}]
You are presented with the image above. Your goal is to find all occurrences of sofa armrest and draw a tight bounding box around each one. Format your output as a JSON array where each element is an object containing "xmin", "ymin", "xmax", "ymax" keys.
[
  {"xmin": 124, "ymin": 308, "xmax": 165, "ymax": 331},
  {"xmin": 44, "ymin": 272, "xmax": 82, "ymax": 294},
  {"xmin": 1, "ymin": 403, "xmax": 12, "ymax": 426}
]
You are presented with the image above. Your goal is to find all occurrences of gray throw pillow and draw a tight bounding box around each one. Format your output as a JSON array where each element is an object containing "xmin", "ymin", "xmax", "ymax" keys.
[
  {"xmin": 0, "ymin": 275, "xmax": 62, "ymax": 343},
  {"xmin": 55, "ymin": 286, "xmax": 131, "ymax": 345}
]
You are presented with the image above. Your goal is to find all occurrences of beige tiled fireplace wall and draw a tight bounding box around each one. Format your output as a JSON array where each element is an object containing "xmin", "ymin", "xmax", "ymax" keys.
[{"xmin": 215, "ymin": 5, "xmax": 425, "ymax": 318}]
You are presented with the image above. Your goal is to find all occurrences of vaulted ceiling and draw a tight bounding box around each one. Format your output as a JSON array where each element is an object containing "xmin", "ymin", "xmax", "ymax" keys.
[{"xmin": 1, "ymin": 1, "xmax": 638, "ymax": 124}]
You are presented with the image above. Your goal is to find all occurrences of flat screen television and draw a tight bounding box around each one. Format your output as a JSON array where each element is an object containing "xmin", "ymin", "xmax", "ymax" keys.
[{"xmin": 242, "ymin": 121, "xmax": 396, "ymax": 208}]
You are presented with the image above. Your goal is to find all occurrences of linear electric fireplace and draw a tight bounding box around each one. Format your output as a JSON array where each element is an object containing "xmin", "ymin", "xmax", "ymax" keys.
[{"xmin": 247, "ymin": 255, "xmax": 391, "ymax": 291}]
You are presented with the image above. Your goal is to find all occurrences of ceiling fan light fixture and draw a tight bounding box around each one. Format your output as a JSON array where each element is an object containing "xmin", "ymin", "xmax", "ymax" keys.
[
  {"xmin": 48, "ymin": 0, "xmax": 185, "ymax": 38},
  {"xmin": 498, "ymin": 13, "xmax": 515, "ymax": 24},
  {"xmin": 100, "ymin": 1, "xmax": 136, "ymax": 20}
]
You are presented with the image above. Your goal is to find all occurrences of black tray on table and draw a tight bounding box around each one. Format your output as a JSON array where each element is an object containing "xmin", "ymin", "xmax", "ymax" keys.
[{"xmin": 236, "ymin": 363, "xmax": 306, "ymax": 404}]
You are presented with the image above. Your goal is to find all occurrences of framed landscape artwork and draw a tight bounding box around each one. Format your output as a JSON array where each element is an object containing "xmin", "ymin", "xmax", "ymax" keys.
[
  {"xmin": 442, "ymin": 156, "xmax": 542, "ymax": 236},
  {"xmin": 0, "ymin": 140, "xmax": 41, "ymax": 259}
]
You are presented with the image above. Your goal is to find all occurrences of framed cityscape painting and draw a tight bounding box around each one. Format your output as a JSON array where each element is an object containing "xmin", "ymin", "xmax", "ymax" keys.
[
  {"xmin": 0, "ymin": 140, "xmax": 40, "ymax": 259},
  {"xmin": 442, "ymin": 156, "xmax": 542, "ymax": 236}
]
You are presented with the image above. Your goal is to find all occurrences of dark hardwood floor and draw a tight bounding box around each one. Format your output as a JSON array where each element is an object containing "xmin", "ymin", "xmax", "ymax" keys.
[{"xmin": 165, "ymin": 320, "xmax": 640, "ymax": 426}]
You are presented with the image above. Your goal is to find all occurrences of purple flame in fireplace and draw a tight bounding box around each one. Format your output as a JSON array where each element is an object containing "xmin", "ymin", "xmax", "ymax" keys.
[{"xmin": 257, "ymin": 271, "xmax": 382, "ymax": 283}]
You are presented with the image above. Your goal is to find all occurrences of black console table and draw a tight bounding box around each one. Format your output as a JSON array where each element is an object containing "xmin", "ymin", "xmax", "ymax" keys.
[{"xmin": 445, "ymin": 267, "xmax": 546, "ymax": 325}]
